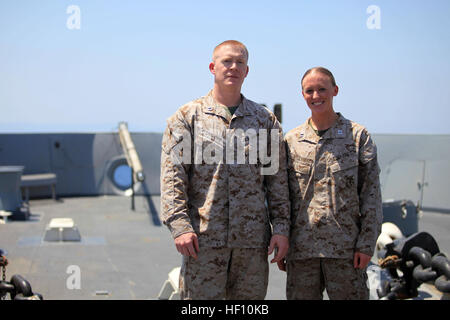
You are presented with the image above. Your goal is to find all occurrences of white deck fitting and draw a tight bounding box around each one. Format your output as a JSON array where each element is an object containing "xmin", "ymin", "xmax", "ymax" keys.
[
  {"xmin": 44, "ymin": 218, "xmax": 81, "ymax": 242},
  {"xmin": 157, "ymin": 267, "xmax": 180, "ymax": 300}
]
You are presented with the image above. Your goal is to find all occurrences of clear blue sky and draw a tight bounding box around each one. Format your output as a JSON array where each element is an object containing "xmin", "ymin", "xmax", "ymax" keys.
[{"xmin": 1, "ymin": 0, "xmax": 449, "ymax": 134}]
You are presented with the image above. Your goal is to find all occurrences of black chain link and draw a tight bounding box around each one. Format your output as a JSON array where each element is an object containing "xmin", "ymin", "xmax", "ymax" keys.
[
  {"xmin": 0, "ymin": 256, "xmax": 7, "ymax": 281},
  {"xmin": 0, "ymin": 256, "xmax": 6, "ymax": 300}
]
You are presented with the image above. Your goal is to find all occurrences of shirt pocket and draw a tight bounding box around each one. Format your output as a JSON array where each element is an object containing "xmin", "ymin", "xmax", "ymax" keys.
[
  {"xmin": 292, "ymin": 159, "xmax": 312, "ymax": 198},
  {"xmin": 197, "ymin": 122, "xmax": 226, "ymax": 165},
  {"xmin": 329, "ymin": 156, "xmax": 358, "ymax": 182},
  {"xmin": 293, "ymin": 160, "xmax": 311, "ymax": 175},
  {"xmin": 329, "ymin": 156, "xmax": 360, "ymax": 214}
]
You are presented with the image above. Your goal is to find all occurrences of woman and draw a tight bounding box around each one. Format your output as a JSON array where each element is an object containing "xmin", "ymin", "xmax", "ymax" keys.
[{"xmin": 283, "ymin": 67, "xmax": 383, "ymax": 300}]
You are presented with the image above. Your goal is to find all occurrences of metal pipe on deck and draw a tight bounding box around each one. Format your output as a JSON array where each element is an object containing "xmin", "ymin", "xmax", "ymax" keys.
[
  {"xmin": 118, "ymin": 122, "xmax": 145, "ymax": 210},
  {"xmin": 118, "ymin": 122, "xmax": 145, "ymax": 183}
]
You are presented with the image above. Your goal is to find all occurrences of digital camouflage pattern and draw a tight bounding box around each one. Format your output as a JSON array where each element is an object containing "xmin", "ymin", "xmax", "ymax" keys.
[
  {"xmin": 286, "ymin": 258, "xmax": 369, "ymax": 300},
  {"xmin": 180, "ymin": 247, "xmax": 268, "ymax": 300},
  {"xmin": 285, "ymin": 113, "xmax": 383, "ymax": 260},
  {"xmin": 160, "ymin": 90, "xmax": 290, "ymax": 248}
]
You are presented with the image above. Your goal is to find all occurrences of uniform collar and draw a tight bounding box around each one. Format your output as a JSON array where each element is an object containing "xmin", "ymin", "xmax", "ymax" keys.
[
  {"xmin": 203, "ymin": 90, "xmax": 254, "ymax": 120},
  {"xmin": 234, "ymin": 95, "xmax": 255, "ymax": 117},
  {"xmin": 298, "ymin": 112, "xmax": 349, "ymax": 142},
  {"xmin": 326, "ymin": 112, "xmax": 349, "ymax": 139}
]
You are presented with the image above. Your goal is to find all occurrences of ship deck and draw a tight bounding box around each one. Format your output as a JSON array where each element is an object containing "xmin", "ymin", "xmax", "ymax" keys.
[{"xmin": 1, "ymin": 195, "xmax": 449, "ymax": 300}]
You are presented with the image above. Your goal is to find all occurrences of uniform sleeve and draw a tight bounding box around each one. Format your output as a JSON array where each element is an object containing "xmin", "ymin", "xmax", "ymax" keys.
[
  {"xmin": 264, "ymin": 118, "xmax": 291, "ymax": 238},
  {"xmin": 160, "ymin": 112, "xmax": 195, "ymax": 239},
  {"xmin": 355, "ymin": 129, "xmax": 383, "ymax": 256}
]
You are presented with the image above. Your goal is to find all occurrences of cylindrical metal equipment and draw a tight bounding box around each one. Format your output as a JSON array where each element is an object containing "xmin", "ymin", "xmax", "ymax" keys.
[{"xmin": 118, "ymin": 122, "xmax": 145, "ymax": 183}]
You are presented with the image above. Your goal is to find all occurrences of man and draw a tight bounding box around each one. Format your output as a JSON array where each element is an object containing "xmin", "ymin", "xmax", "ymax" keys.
[
  {"xmin": 283, "ymin": 67, "xmax": 382, "ymax": 299},
  {"xmin": 160, "ymin": 40, "xmax": 290, "ymax": 300}
]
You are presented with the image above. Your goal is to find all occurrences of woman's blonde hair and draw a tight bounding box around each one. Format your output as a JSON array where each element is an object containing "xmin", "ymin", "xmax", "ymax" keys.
[{"xmin": 301, "ymin": 67, "xmax": 336, "ymax": 89}]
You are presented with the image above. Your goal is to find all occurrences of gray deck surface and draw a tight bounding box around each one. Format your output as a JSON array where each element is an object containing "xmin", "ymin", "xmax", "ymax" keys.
[{"xmin": 1, "ymin": 195, "xmax": 449, "ymax": 300}]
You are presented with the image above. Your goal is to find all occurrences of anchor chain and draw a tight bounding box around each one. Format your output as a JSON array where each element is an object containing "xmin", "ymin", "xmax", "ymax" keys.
[
  {"xmin": 0, "ymin": 251, "xmax": 43, "ymax": 300},
  {"xmin": 377, "ymin": 232, "xmax": 450, "ymax": 299},
  {"xmin": 0, "ymin": 254, "xmax": 7, "ymax": 300}
]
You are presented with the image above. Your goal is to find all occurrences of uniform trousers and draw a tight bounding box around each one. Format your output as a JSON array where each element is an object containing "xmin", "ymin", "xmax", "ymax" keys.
[
  {"xmin": 179, "ymin": 247, "xmax": 268, "ymax": 300},
  {"xmin": 286, "ymin": 258, "xmax": 369, "ymax": 300}
]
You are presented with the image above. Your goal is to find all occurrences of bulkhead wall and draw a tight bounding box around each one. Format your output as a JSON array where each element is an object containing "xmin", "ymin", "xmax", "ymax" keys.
[{"xmin": 0, "ymin": 132, "xmax": 163, "ymax": 197}]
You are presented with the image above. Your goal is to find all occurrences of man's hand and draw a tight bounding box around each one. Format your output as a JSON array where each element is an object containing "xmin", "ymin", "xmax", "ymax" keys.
[
  {"xmin": 175, "ymin": 232, "xmax": 199, "ymax": 259},
  {"xmin": 354, "ymin": 251, "xmax": 371, "ymax": 269},
  {"xmin": 268, "ymin": 235, "xmax": 289, "ymax": 271}
]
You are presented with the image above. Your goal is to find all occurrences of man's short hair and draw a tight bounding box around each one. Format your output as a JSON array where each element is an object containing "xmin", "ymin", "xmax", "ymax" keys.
[
  {"xmin": 213, "ymin": 40, "xmax": 249, "ymax": 62},
  {"xmin": 301, "ymin": 67, "xmax": 336, "ymax": 88}
]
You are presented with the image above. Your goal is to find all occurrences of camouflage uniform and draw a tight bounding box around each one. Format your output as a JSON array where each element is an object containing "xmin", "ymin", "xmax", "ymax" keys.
[
  {"xmin": 180, "ymin": 247, "xmax": 269, "ymax": 300},
  {"xmin": 284, "ymin": 113, "xmax": 382, "ymax": 299},
  {"xmin": 286, "ymin": 258, "xmax": 369, "ymax": 300},
  {"xmin": 160, "ymin": 90, "xmax": 290, "ymax": 299}
]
